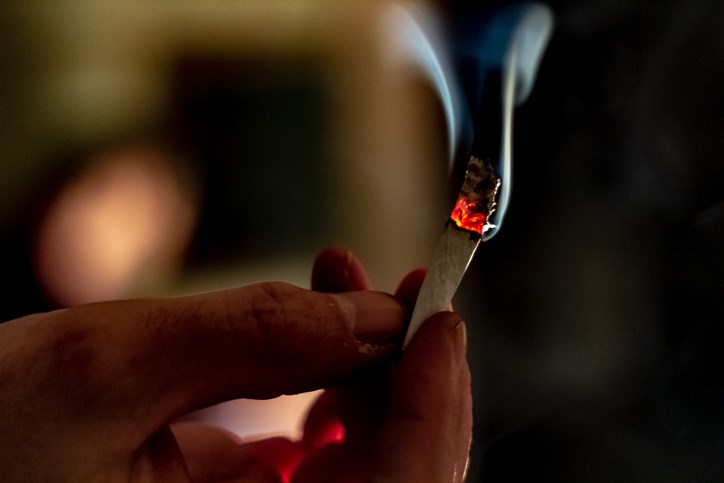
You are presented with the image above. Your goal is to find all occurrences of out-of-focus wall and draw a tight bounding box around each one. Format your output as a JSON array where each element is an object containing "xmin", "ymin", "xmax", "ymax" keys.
[{"xmin": 0, "ymin": 0, "xmax": 448, "ymax": 312}]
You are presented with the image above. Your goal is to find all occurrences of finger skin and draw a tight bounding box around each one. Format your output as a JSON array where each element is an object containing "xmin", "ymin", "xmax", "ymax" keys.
[
  {"xmin": 301, "ymin": 390, "xmax": 346, "ymax": 451},
  {"xmin": 175, "ymin": 248, "xmax": 388, "ymax": 483},
  {"xmin": 292, "ymin": 443, "xmax": 366, "ymax": 483},
  {"xmin": 303, "ymin": 247, "xmax": 383, "ymax": 452},
  {"xmin": 324, "ymin": 264, "xmax": 427, "ymax": 452},
  {"xmin": 312, "ymin": 246, "xmax": 374, "ymax": 292},
  {"xmin": 295, "ymin": 311, "xmax": 471, "ymax": 483},
  {"xmin": 301, "ymin": 249, "xmax": 473, "ymax": 483},
  {"xmin": 170, "ymin": 421, "xmax": 244, "ymax": 480},
  {"xmin": 371, "ymin": 312, "xmax": 472, "ymax": 483},
  {"xmin": 1, "ymin": 245, "xmax": 472, "ymax": 483},
  {"xmin": 0, "ymin": 281, "xmax": 405, "ymax": 479}
]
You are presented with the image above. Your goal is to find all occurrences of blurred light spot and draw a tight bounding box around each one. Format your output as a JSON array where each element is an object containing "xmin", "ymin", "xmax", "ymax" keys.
[
  {"xmin": 325, "ymin": 420, "xmax": 345, "ymax": 444},
  {"xmin": 35, "ymin": 146, "xmax": 197, "ymax": 306}
]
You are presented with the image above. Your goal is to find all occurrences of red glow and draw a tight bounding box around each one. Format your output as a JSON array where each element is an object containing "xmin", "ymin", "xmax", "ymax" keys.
[{"xmin": 450, "ymin": 195, "xmax": 486, "ymax": 234}]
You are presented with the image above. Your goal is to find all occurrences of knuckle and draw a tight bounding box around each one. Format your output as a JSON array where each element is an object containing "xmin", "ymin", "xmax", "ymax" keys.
[
  {"xmin": 245, "ymin": 282, "xmax": 328, "ymax": 393},
  {"xmin": 40, "ymin": 310, "xmax": 104, "ymax": 387},
  {"xmin": 247, "ymin": 282, "xmax": 302, "ymax": 354},
  {"xmin": 4, "ymin": 309, "xmax": 110, "ymax": 420},
  {"xmin": 249, "ymin": 282, "xmax": 294, "ymax": 325}
]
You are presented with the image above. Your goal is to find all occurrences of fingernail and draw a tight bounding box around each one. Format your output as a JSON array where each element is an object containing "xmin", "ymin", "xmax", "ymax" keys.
[
  {"xmin": 429, "ymin": 312, "xmax": 467, "ymax": 372},
  {"xmin": 454, "ymin": 318, "xmax": 468, "ymax": 373},
  {"xmin": 331, "ymin": 291, "xmax": 406, "ymax": 344}
]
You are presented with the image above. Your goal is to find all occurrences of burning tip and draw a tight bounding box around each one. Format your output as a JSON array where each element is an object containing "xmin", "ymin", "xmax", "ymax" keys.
[{"xmin": 450, "ymin": 156, "xmax": 501, "ymax": 236}]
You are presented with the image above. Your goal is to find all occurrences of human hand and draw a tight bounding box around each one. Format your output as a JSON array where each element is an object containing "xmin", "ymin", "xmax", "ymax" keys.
[
  {"xmin": 0, "ymin": 247, "xmax": 471, "ymax": 482},
  {"xmin": 284, "ymin": 247, "xmax": 473, "ymax": 483}
]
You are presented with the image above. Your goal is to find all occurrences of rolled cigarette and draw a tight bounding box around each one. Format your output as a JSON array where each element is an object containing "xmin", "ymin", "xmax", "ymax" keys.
[
  {"xmin": 402, "ymin": 156, "xmax": 500, "ymax": 348},
  {"xmin": 402, "ymin": 223, "xmax": 479, "ymax": 348},
  {"xmin": 401, "ymin": 3, "xmax": 553, "ymax": 347}
]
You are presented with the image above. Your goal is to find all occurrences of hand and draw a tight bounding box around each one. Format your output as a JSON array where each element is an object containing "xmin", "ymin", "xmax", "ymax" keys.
[
  {"xmin": 0, "ymin": 247, "xmax": 471, "ymax": 482},
  {"xmin": 288, "ymin": 248, "xmax": 473, "ymax": 483}
]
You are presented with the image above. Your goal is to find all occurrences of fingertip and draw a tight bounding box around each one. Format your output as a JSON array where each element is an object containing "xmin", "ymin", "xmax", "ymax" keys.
[
  {"xmin": 394, "ymin": 268, "xmax": 427, "ymax": 312},
  {"xmin": 311, "ymin": 247, "xmax": 348, "ymax": 292},
  {"xmin": 312, "ymin": 247, "xmax": 372, "ymax": 292}
]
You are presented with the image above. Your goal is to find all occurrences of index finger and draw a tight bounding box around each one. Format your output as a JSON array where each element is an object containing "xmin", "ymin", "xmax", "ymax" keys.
[{"xmin": 14, "ymin": 282, "xmax": 405, "ymax": 449}]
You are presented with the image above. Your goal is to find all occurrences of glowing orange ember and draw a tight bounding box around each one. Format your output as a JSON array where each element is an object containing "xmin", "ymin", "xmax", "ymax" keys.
[{"xmin": 450, "ymin": 195, "xmax": 486, "ymax": 234}]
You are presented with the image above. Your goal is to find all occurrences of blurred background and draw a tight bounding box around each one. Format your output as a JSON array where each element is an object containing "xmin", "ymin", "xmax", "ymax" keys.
[{"xmin": 2, "ymin": 0, "xmax": 724, "ymax": 481}]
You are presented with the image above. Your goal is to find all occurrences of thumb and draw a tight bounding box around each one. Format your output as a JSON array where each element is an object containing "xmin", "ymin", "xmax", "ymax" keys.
[
  {"xmin": 24, "ymin": 282, "xmax": 405, "ymax": 444},
  {"xmin": 371, "ymin": 311, "xmax": 472, "ymax": 482}
]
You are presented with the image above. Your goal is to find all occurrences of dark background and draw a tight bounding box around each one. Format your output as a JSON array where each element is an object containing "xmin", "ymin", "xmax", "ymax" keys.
[{"xmin": 454, "ymin": 1, "xmax": 724, "ymax": 481}]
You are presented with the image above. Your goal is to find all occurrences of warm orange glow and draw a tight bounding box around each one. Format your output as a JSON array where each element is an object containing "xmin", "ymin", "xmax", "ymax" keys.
[
  {"xmin": 450, "ymin": 195, "xmax": 485, "ymax": 234},
  {"xmin": 34, "ymin": 147, "xmax": 197, "ymax": 306}
]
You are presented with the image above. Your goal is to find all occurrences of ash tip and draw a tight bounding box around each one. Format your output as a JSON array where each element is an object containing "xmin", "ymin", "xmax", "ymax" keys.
[{"xmin": 461, "ymin": 156, "xmax": 502, "ymax": 220}]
